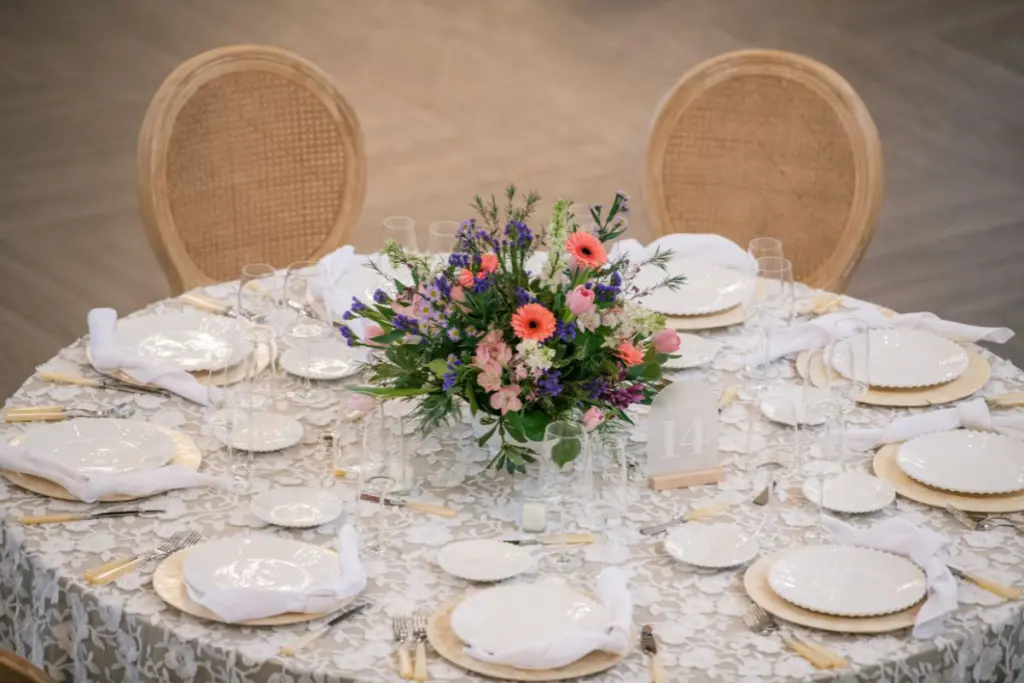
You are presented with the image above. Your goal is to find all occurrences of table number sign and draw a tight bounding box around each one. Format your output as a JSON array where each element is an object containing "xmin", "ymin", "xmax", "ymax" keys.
[{"xmin": 646, "ymin": 380, "xmax": 724, "ymax": 490}]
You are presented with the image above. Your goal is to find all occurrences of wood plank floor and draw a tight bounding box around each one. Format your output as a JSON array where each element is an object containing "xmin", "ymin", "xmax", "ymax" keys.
[{"xmin": 1, "ymin": 0, "xmax": 1023, "ymax": 398}]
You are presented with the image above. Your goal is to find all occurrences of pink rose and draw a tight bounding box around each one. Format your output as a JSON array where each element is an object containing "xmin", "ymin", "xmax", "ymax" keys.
[
  {"xmin": 477, "ymin": 371, "xmax": 502, "ymax": 393},
  {"xmin": 450, "ymin": 285, "xmax": 466, "ymax": 302},
  {"xmin": 581, "ymin": 406, "xmax": 605, "ymax": 431},
  {"xmin": 567, "ymin": 285, "xmax": 595, "ymax": 316},
  {"xmin": 480, "ymin": 253, "xmax": 499, "ymax": 274},
  {"xmin": 363, "ymin": 323, "xmax": 385, "ymax": 346},
  {"xmin": 490, "ymin": 385, "xmax": 523, "ymax": 415},
  {"xmin": 652, "ymin": 329, "xmax": 681, "ymax": 354}
]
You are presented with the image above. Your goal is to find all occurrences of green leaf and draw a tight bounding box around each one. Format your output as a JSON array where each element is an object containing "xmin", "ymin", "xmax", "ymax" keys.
[
  {"xmin": 519, "ymin": 411, "xmax": 549, "ymax": 442},
  {"xmin": 349, "ymin": 386, "xmax": 437, "ymax": 398},
  {"xmin": 372, "ymin": 329, "xmax": 405, "ymax": 344},
  {"xmin": 428, "ymin": 359, "xmax": 449, "ymax": 378},
  {"xmin": 504, "ymin": 414, "xmax": 527, "ymax": 443},
  {"xmin": 551, "ymin": 439, "xmax": 581, "ymax": 467},
  {"xmin": 641, "ymin": 362, "xmax": 663, "ymax": 380},
  {"xmin": 476, "ymin": 424, "xmax": 498, "ymax": 448},
  {"xmin": 465, "ymin": 387, "xmax": 480, "ymax": 415}
]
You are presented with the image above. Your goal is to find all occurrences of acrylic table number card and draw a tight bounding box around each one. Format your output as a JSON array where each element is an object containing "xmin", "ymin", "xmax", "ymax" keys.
[{"xmin": 646, "ymin": 380, "xmax": 724, "ymax": 490}]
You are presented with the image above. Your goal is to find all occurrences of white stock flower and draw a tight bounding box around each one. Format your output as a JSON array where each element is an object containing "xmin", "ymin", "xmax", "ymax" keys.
[{"xmin": 516, "ymin": 340, "xmax": 555, "ymax": 371}]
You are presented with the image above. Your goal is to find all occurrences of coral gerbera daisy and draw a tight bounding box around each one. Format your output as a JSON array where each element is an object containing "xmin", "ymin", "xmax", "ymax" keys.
[
  {"xmin": 511, "ymin": 303, "xmax": 557, "ymax": 342},
  {"xmin": 566, "ymin": 232, "xmax": 607, "ymax": 269}
]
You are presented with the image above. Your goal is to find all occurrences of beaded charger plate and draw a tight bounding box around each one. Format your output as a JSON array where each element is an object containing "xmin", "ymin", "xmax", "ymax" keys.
[
  {"xmin": 427, "ymin": 595, "xmax": 632, "ymax": 682},
  {"xmin": 796, "ymin": 345, "xmax": 990, "ymax": 408},
  {"xmin": 2, "ymin": 425, "xmax": 201, "ymax": 502},
  {"xmin": 744, "ymin": 551, "xmax": 920, "ymax": 634},
  {"xmin": 666, "ymin": 304, "xmax": 744, "ymax": 331},
  {"xmin": 152, "ymin": 545, "xmax": 349, "ymax": 627},
  {"xmin": 873, "ymin": 443, "xmax": 1024, "ymax": 513}
]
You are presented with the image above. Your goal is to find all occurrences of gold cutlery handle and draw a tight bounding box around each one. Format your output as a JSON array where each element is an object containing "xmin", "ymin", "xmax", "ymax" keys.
[
  {"xmin": 179, "ymin": 293, "xmax": 229, "ymax": 315},
  {"xmin": 83, "ymin": 556, "xmax": 140, "ymax": 583},
  {"xmin": 964, "ymin": 572, "xmax": 1023, "ymax": 600},
  {"xmin": 717, "ymin": 386, "xmax": 738, "ymax": 410},
  {"xmin": 86, "ymin": 557, "xmax": 144, "ymax": 586},
  {"xmin": 413, "ymin": 640, "xmax": 428, "ymax": 682},
  {"xmin": 18, "ymin": 513, "xmax": 88, "ymax": 524},
  {"xmin": 3, "ymin": 409, "xmax": 66, "ymax": 422},
  {"xmin": 540, "ymin": 532, "xmax": 596, "ymax": 545},
  {"xmin": 782, "ymin": 635, "xmax": 844, "ymax": 669},
  {"xmin": 397, "ymin": 644, "xmax": 413, "ymax": 679},
  {"xmin": 278, "ymin": 627, "xmax": 327, "ymax": 656},
  {"xmin": 36, "ymin": 372, "xmax": 103, "ymax": 387},
  {"xmin": 648, "ymin": 651, "xmax": 668, "ymax": 683},
  {"xmin": 686, "ymin": 501, "xmax": 730, "ymax": 521},
  {"xmin": 987, "ymin": 392, "xmax": 1024, "ymax": 408},
  {"xmin": 405, "ymin": 501, "xmax": 457, "ymax": 518}
]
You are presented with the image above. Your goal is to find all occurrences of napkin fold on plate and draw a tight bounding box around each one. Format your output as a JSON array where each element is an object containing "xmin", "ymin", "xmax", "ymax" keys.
[
  {"xmin": 845, "ymin": 398, "xmax": 1024, "ymax": 452},
  {"xmin": 89, "ymin": 308, "xmax": 220, "ymax": 406},
  {"xmin": 609, "ymin": 234, "xmax": 756, "ymax": 274},
  {"xmin": 0, "ymin": 442, "xmax": 229, "ymax": 504},
  {"xmin": 186, "ymin": 525, "xmax": 367, "ymax": 623},
  {"xmin": 312, "ymin": 245, "xmax": 361, "ymax": 320},
  {"xmin": 463, "ymin": 566, "xmax": 632, "ymax": 670},
  {"xmin": 748, "ymin": 304, "xmax": 1014, "ymax": 366},
  {"xmin": 823, "ymin": 516, "xmax": 956, "ymax": 639}
]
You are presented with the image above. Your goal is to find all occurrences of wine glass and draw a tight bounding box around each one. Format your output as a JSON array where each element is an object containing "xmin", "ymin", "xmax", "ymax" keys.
[
  {"xmin": 281, "ymin": 261, "xmax": 326, "ymax": 335},
  {"xmin": 748, "ymin": 237, "xmax": 783, "ymax": 261},
  {"xmin": 803, "ymin": 414, "xmax": 841, "ymax": 544},
  {"xmin": 540, "ymin": 421, "xmax": 589, "ymax": 572},
  {"xmin": 382, "ymin": 216, "xmax": 418, "ymax": 253},
  {"xmin": 827, "ymin": 318, "xmax": 870, "ymax": 468},
  {"xmin": 363, "ymin": 474, "xmax": 396, "ymax": 556},
  {"xmin": 753, "ymin": 256, "xmax": 795, "ymax": 329},
  {"xmin": 427, "ymin": 220, "xmax": 459, "ymax": 261},
  {"xmin": 284, "ymin": 317, "xmax": 333, "ymax": 406}
]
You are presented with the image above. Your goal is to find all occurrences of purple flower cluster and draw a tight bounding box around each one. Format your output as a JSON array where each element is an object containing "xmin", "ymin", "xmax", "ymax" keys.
[
  {"xmin": 433, "ymin": 275, "xmax": 452, "ymax": 300},
  {"xmin": 373, "ymin": 289, "xmax": 390, "ymax": 304},
  {"xmin": 471, "ymin": 275, "xmax": 492, "ymax": 294},
  {"xmin": 504, "ymin": 220, "xmax": 533, "ymax": 248},
  {"xmin": 448, "ymin": 253, "xmax": 471, "ymax": 269},
  {"xmin": 537, "ymin": 369, "xmax": 563, "ymax": 397},
  {"xmin": 515, "ymin": 288, "xmax": 536, "ymax": 306},
  {"xmin": 594, "ymin": 282, "xmax": 620, "ymax": 304},
  {"xmin": 350, "ymin": 297, "xmax": 368, "ymax": 312},
  {"xmin": 442, "ymin": 357, "xmax": 462, "ymax": 391},
  {"xmin": 604, "ymin": 383, "xmax": 645, "ymax": 409},
  {"xmin": 456, "ymin": 219, "xmax": 500, "ymax": 251},
  {"xmin": 553, "ymin": 319, "xmax": 576, "ymax": 342},
  {"xmin": 391, "ymin": 314, "xmax": 420, "ymax": 334},
  {"xmin": 338, "ymin": 325, "xmax": 356, "ymax": 347},
  {"xmin": 581, "ymin": 377, "xmax": 608, "ymax": 400},
  {"xmin": 615, "ymin": 190, "xmax": 630, "ymax": 216}
]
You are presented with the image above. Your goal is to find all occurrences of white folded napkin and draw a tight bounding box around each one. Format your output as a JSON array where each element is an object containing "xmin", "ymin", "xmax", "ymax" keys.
[
  {"xmin": 610, "ymin": 234, "xmax": 756, "ymax": 273},
  {"xmin": 823, "ymin": 516, "xmax": 956, "ymax": 638},
  {"xmin": 89, "ymin": 308, "xmax": 220, "ymax": 405},
  {"xmin": 312, "ymin": 245, "xmax": 360, "ymax": 320},
  {"xmin": 845, "ymin": 397, "xmax": 1024, "ymax": 452},
  {"xmin": 749, "ymin": 304, "xmax": 1013, "ymax": 366},
  {"xmin": 464, "ymin": 566, "xmax": 632, "ymax": 669},
  {"xmin": 185, "ymin": 525, "xmax": 366, "ymax": 623},
  {"xmin": 0, "ymin": 442, "xmax": 229, "ymax": 504}
]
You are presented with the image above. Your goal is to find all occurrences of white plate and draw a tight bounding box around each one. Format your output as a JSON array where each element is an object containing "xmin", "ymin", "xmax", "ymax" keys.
[
  {"xmin": 116, "ymin": 310, "xmax": 252, "ymax": 372},
  {"xmin": 768, "ymin": 546, "xmax": 927, "ymax": 617},
  {"xmin": 638, "ymin": 258, "xmax": 746, "ymax": 316},
  {"xmin": 250, "ymin": 487, "xmax": 345, "ymax": 527},
  {"xmin": 22, "ymin": 418, "xmax": 174, "ymax": 475},
  {"xmin": 437, "ymin": 540, "xmax": 533, "ymax": 582},
  {"xmin": 450, "ymin": 581, "xmax": 611, "ymax": 655},
  {"xmin": 279, "ymin": 340, "xmax": 368, "ymax": 380},
  {"xmin": 759, "ymin": 385, "xmax": 831, "ymax": 426},
  {"xmin": 212, "ymin": 411, "xmax": 304, "ymax": 452},
  {"xmin": 830, "ymin": 329, "xmax": 969, "ymax": 388},
  {"xmin": 897, "ymin": 429, "xmax": 1024, "ymax": 494},
  {"xmin": 663, "ymin": 334, "xmax": 722, "ymax": 370},
  {"xmin": 183, "ymin": 535, "xmax": 341, "ymax": 596},
  {"xmin": 802, "ymin": 472, "xmax": 896, "ymax": 514},
  {"xmin": 664, "ymin": 523, "xmax": 759, "ymax": 569}
]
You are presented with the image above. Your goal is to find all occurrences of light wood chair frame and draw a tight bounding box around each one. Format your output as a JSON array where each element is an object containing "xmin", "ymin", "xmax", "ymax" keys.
[
  {"xmin": 645, "ymin": 49, "xmax": 884, "ymax": 292},
  {"xmin": 138, "ymin": 45, "xmax": 367, "ymax": 294}
]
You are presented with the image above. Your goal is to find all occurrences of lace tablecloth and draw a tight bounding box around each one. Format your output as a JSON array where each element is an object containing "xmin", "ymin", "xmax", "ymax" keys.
[{"xmin": 2, "ymin": 282, "xmax": 1024, "ymax": 683}]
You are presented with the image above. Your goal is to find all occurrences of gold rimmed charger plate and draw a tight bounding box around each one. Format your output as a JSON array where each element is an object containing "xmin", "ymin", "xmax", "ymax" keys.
[
  {"xmin": 86, "ymin": 343, "xmax": 272, "ymax": 388},
  {"xmin": 873, "ymin": 443, "xmax": 1024, "ymax": 513},
  {"xmin": 2, "ymin": 425, "xmax": 201, "ymax": 502},
  {"xmin": 427, "ymin": 595, "xmax": 633, "ymax": 682},
  {"xmin": 744, "ymin": 550, "xmax": 920, "ymax": 634},
  {"xmin": 666, "ymin": 304, "xmax": 744, "ymax": 331},
  {"xmin": 152, "ymin": 545, "xmax": 349, "ymax": 627},
  {"xmin": 797, "ymin": 345, "xmax": 990, "ymax": 408}
]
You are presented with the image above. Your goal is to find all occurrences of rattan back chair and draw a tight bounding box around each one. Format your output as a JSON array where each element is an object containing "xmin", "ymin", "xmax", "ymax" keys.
[
  {"xmin": 645, "ymin": 49, "xmax": 883, "ymax": 292},
  {"xmin": 0, "ymin": 650, "xmax": 54, "ymax": 683},
  {"xmin": 138, "ymin": 45, "xmax": 367, "ymax": 294}
]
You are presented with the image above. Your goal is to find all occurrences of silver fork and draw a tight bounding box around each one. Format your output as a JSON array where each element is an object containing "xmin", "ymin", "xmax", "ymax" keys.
[
  {"xmin": 84, "ymin": 530, "xmax": 202, "ymax": 585},
  {"xmin": 412, "ymin": 613, "xmax": 428, "ymax": 682},
  {"xmin": 945, "ymin": 504, "xmax": 1024, "ymax": 533},
  {"xmin": 392, "ymin": 615, "xmax": 413, "ymax": 679},
  {"xmin": 743, "ymin": 604, "xmax": 844, "ymax": 669}
]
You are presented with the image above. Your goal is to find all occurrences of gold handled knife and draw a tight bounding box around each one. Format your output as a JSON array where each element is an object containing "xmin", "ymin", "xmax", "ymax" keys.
[
  {"xmin": 503, "ymin": 532, "xmax": 596, "ymax": 546},
  {"xmin": 360, "ymin": 493, "xmax": 458, "ymax": 518},
  {"xmin": 640, "ymin": 625, "xmax": 668, "ymax": 683},
  {"xmin": 639, "ymin": 501, "xmax": 731, "ymax": 536},
  {"xmin": 17, "ymin": 507, "xmax": 164, "ymax": 525},
  {"xmin": 948, "ymin": 566, "xmax": 1024, "ymax": 600}
]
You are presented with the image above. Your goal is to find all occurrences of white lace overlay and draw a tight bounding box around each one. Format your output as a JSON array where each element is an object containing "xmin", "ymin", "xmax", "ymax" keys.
[{"xmin": 1, "ymin": 285, "xmax": 1023, "ymax": 682}]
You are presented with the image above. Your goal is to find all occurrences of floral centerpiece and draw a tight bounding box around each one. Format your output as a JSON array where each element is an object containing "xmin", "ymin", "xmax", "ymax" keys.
[{"xmin": 344, "ymin": 186, "xmax": 684, "ymax": 472}]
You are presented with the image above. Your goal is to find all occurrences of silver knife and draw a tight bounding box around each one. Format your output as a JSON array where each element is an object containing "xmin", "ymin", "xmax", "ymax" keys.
[
  {"xmin": 17, "ymin": 507, "xmax": 165, "ymax": 525},
  {"xmin": 279, "ymin": 602, "xmax": 372, "ymax": 656}
]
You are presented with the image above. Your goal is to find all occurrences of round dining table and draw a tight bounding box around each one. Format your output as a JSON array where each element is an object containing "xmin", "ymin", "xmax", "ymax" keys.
[{"xmin": 1, "ymin": 276, "xmax": 1024, "ymax": 683}]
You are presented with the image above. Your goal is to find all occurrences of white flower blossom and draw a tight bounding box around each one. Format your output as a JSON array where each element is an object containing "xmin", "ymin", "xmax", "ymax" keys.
[{"xmin": 515, "ymin": 340, "xmax": 555, "ymax": 371}]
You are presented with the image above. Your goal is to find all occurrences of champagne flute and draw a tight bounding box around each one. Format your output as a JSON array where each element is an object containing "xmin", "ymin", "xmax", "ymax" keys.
[
  {"xmin": 803, "ymin": 414, "xmax": 841, "ymax": 544},
  {"xmin": 426, "ymin": 220, "xmax": 459, "ymax": 262},
  {"xmin": 541, "ymin": 421, "xmax": 589, "ymax": 572},
  {"xmin": 827, "ymin": 318, "xmax": 870, "ymax": 468},
  {"xmin": 238, "ymin": 263, "xmax": 278, "ymax": 324},
  {"xmin": 363, "ymin": 475, "xmax": 396, "ymax": 556}
]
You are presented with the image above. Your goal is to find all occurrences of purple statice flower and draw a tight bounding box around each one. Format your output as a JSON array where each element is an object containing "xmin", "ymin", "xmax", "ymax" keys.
[
  {"xmin": 391, "ymin": 314, "xmax": 420, "ymax": 334},
  {"xmin": 434, "ymin": 275, "xmax": 452, "ymax": 300},
  {"xmin": 504, "ymin": 220, "xmax": 533, "ymax": 247},
  {"xmin": 471, "ymin": 275, "xmax": 492, "ymax": 294},
  {"xmin": 610, "ymin": 271, "xmax": 622, "ymax": 287},
  {"xmin": 448, "ymin": 253, "xmax": 471, "ymax": 269},
  {"xmin": 594, "ymin": 283, "xmax": 620, "ymax": 304},
  {"xmin": 605, "ymin": 383, "xmax": 646, "ymax": 409},
  {"xmin": 342, "ymin": 310, "xmax": 355, "ymax": 320},
  {"xmin": 350, "ymin": 297, "xmax": 368, "ymax": 313},
  {"xmin": 338, "ymin": 325, "xmax": 356, "ymax": 347},
  {"xmin": 373, "ymin": 289, "xmax": 390, "ymax": 304},
  {"xmin": 537, "ymin": 369, "xmax": 563, "ymax": 397},
  {"xmin": 615, "ymin": 190, "xmax": 630, "ymax": 215},
  {"xmin": 442, "ymin": 357, "xmax": 463, "ymax": 391},
  {"xmin": 515, "ymin": 288, "xmax": 536, "ymax": 306},
  {"xmin": 581, "ymin": 377, "xmax": 608, "ymax": 400},
  {"xmin": 553, "ymin": 319, "xmax": 576, "ymax": 343}
]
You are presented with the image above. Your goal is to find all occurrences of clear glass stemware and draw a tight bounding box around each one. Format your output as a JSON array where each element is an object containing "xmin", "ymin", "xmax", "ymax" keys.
[{"xmin": 540, "ymin": 421, "xmax": 589, "ymax": 573}]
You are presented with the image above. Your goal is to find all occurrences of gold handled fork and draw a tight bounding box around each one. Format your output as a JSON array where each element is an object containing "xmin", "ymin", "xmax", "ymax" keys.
[
  {"xmin": 84, "ymin": 530, "xmax": 201, "ymax": 585},
  {"xmin": 743, "ymin": 604, "xmax": 845, "ymax": 669},
  {"xmin": 945, "ymin": 504, "xmax": 1024, "ymax": 534},
  {"xmin": 412, "ymin": 613, "xmax": 428, "ymax": 682},
  {"xmin": 393, "ymin": 615, "xmax": 413, "ymax": 679}
]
